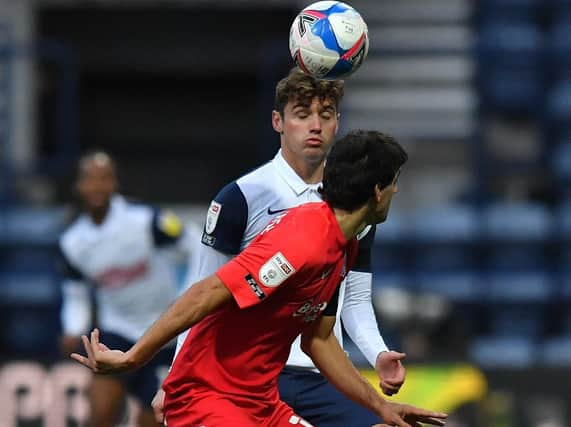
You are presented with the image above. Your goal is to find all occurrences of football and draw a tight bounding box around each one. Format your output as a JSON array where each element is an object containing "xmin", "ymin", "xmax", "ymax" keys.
[{"xmin": 289, "ymin": 1, "xmax": 369, "ymax": 80}]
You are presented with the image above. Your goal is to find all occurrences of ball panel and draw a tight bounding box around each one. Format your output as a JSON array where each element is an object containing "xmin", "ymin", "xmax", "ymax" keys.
[
  {"xmin": 296, "ymin": 46, "xmax": 340, "ymax": 79},
  {"xmin": 328, "ymin": 11, "xmax": 367, "ymax": 51},
  {"xmin": 302, "ymin": 1, "xmax": 342, "ymax": 12},
  {"xmin": 310, "ymin": 16, "xmax": 340, "ymax": 53}
]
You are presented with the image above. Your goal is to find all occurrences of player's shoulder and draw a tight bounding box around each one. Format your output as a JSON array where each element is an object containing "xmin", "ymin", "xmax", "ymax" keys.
[
  {"xmin": 235, "ymin": 160, "xmax": 279, "ymax": 200},
  {"xmin": 60, "ymin": 215, "xmax": 88, "ymax": 255}
]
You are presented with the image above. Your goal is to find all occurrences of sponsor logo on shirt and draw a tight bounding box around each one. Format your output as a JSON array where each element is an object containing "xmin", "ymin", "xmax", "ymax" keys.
[
  {"xmin": 94, "ymin": 260, "xmax": 149, "ymax": 288},
  {"xmin": 201, "ymin": 233, "xmax": 216, "ymax": 247},
  {"xmin": 245, "ymin": 274, "xmax": 266, "ymax": 300},
  {"xmin": 259, "ymin": 252, "xmax": 295, "ymax": 287},
  {"xmin": 267, "ymin": 207, "xmax": 289, "ymax": 215},
  {"xmin": 292, "ymin": 299, "xmax": 328, "ymax": 323},
  {"xmin": 260, "ymin": 212, "xmax": 287, "ymax": 235},
  {"xmin": 205, "ymin": 201, "xmax": 222, "ymax": 234}
]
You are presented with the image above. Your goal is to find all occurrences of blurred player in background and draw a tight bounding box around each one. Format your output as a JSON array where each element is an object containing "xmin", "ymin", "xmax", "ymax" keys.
[
  {"xmin": 59, "ymin": 150, "xmax": 193, "ymax": 427},
  {"xmin": 71, "ymin": 130, "xmax": 447, "ymax": 427},
  {"xmin": 152, "ymin": 68, "xmax": 406, "ymax": 427}
]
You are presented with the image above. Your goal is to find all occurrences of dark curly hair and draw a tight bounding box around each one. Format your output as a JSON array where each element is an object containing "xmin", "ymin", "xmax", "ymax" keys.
[{"xmin": 320, "ymin": 130, "xmax": 408, "ymax": 211}]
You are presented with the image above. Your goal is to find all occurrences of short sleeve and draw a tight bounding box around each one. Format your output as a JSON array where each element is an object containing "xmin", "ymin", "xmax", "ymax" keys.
[
  {"xmin": 216, "ymin": 213, "xmax": 305, "ymax": 309},
  {"xmin": 201, "ymin": 182, "xmax": 248, "ymax": 255},
  {"xmin": 352, "ymin": 224, "xmax": 376, "ymax": 273}
]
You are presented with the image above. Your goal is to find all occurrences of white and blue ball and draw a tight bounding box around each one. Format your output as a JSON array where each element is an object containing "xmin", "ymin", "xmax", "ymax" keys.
[{"xmin": 289, "ymin": 1, "xmax": 369, "ymax": 80}]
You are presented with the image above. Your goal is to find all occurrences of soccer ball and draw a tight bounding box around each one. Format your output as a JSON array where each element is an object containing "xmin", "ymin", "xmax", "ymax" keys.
[{"xmin": 289, "ymin": 1, "xmax": 369, "ymax": 80}]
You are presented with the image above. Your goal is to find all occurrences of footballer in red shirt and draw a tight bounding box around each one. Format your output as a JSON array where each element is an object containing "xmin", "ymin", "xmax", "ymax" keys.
[
  {"xmin": 71, "ymin": 130, "xmax": 448, "ymax": 427},
  {"xmin": 163, "ymin": 202, "xmax": 357, "ymax": 425}
]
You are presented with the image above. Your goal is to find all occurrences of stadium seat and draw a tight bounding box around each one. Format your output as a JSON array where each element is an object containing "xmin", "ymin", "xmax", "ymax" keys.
[
  {"xmin": 478, "ymin": 0, "xmax": 540, "ymax": 22},
  {"xmin": 546, "ymin": 20, "xmax": 571, "ymax": 78},
  {"xmin": 1, "ymin": 307, "xmax": 60, "ymax": 358},
  {"xmin": 416, "ymin": 271, "xmax": 482, "ymax": 303},
  {"xmin": 546, "ymin": 80, "xmax": 571, "ymax": 138},
  {"xmin": 477, "ymin": 22, "xmax": 544, "ymax": 113},
  {"xmin": 551, "ymin": 140, "xmax": 571, "ymax": 191},
  {"xmin": 0, "ymin": 273, "xmax": 60, "ymax": 306},
  {"xmin": 485, "ymin": 271, "xmax": 554, "ymax": 303},
  {"xmin": 539, "ymin": 336, "xmax": 571, "ymax": 366},
  {"xmin": 410, "ymin": 205, "xmax": 479, "ymax": 243},
  {"xmin": 488, "ymin": 306, "xmax": 546, "ymax": 337},
  {"xmin": 483, "ymin": 202, "xmax": 553, "ymax": 241},
  {"xmin": 1, "ymin": 206, "xmax": 67, "ymax": 245},
  {"xmin": 469, "ymin": 335, "xmax": 537, "ymax": 368}
]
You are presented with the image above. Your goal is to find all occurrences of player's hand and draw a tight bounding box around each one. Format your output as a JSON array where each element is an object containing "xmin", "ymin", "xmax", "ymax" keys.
[
  {"xmin": 70, "ymin": 328, "xmax": 133, "ymax": 374},
  {"xmin": 375, "ymin": 351, "xmax": 406, "ymax": 396},
  {"xmin": 376, "ymin": 401, "xmax": 447, "ymax": 427},
  {"xmin": 151, "ymin": 388, "xmax": 166, "ymax": 423}
]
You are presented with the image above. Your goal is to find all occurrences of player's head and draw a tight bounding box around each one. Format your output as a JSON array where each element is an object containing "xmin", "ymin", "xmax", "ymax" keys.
[
  {"xmin": 272, "ymin": 68, "xmax": 344, "ymax": 166},
  {"xmin": 320, "ymin": 130, "xmax": 408, "ymax": 223},
  {"xmin": 75, "ymin": 150, "xmax": 117, "ymax": 214}
]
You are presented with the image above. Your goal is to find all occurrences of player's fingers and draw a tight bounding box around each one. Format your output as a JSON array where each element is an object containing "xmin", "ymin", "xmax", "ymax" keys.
[
  {"xmin": 70, "ymin": 352, "xmax": 96, "ymax": 371},
  {"xmin": 81, "ymin": 334, "xmax": 96, "ymax": 363},
  {"xmin": 98, "ymin": 342, "xmax": 110, "ymax": 352},
  {"xmin": 416, "ymin": 417, "xmax": 446, "ymax": 426},
  {"xmin": 390, "ymin": 352, "xmax": 406, "ymax": 361},
  {"xmin": 90, "ymin": 329, "xmax": 100, "ymax": 355}
]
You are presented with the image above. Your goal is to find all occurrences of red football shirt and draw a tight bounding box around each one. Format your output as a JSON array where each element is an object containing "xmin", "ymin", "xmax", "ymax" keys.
[{"xmin": 163, "ymin": 202, "xmax": 357, "ymax": 417}]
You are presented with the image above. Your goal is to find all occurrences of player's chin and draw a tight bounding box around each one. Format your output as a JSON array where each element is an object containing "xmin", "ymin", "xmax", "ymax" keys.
[{"xmin": 303, "ymin": 146, "xmax": 327, "ymax": 162}]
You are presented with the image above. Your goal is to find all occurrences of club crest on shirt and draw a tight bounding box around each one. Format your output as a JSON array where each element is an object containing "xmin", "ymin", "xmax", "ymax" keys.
[
  {"xmin": 259, "ymin": 252, "xmax": 295, "ymax": 287},
  {"xmin": 205, "ymin": 201, "xmax": 222, "ymax": 234}
]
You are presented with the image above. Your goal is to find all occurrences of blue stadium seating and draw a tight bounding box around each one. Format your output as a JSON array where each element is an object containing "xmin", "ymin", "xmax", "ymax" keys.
[
  {"xmin": 0, "ymin": 272, "xmax": 60, "ymax": 306},
  {"xmin": 551, "ymin": 140, "xmax": 571, "ymax": 194},
  {"xmin": 485, "ymin": 271, "xmax": 554, "ymax": 303},
  {"xmin": 483, "ymin": 202, "xmax": 553, "ymax": 241},
  {"xmin": 540, "ymin": 336, "xmax": 571, "ymax": 366},
  {"xmin": 469, "ymin": 335, "xmax": 537, "ymax": 368},
  {"xmin": 477, "ymin": 22, "xmax": 544, "ymax": 113},
  {"xmin": 479, "ymin": 0, "xmax": 541, "ymax": 22},
  {"xmin": 416, "ymin": 271, "xmax": 482, "ymax": 303},
  {"xmin": 546, "ymin": 20, "xmax": 571, "ymax": 77},
  {"xmin": 0, "ymin": 206, "xmax": 67, "ymax": 245},
  {"xmin": 546, "ymin": 80, "xmax": 571, "ymax": 137}
]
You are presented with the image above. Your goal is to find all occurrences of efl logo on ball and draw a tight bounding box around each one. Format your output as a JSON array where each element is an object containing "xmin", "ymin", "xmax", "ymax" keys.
[{"xmin": 289, "ymin": 1, "xmax": 369, "ymax": 80}]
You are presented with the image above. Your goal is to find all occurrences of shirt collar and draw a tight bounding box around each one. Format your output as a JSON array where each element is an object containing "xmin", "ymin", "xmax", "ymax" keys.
[{"xmin": 272, "ymin": 149, "xmax": 322, "ymax": 196}]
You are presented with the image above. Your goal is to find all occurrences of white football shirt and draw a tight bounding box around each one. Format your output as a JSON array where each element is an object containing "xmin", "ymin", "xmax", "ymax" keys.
[{"xmin": 60, "ymin": 195, "xmax": 188, "ymax": 343}]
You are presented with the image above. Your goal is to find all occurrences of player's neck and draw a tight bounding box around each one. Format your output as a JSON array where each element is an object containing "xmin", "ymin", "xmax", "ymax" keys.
[
  {"xmin": 333, "ymin": 204, "xmax": 369, "ymax": 241},
  {"xmin": 87, "ymin": 203, "xmax": 111, "ymax": 225},
  {"xmin": 282, "ymin": 153, "xmax": 324, "ymax": 184}
]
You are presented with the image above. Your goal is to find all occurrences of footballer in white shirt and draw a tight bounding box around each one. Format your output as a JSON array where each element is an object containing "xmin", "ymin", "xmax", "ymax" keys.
[
  {"xmin": 153, "ymin": 68, "xmax": 407, "ymax": 427},
  {"xmin": 59, "ymin": 151, "xmax": 193, "ymax": 427}
]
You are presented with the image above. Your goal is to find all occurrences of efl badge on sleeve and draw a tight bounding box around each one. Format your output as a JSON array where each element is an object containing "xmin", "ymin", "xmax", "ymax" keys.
[
  {"xmin": 205, "ymin": 201, "xmax": 222, "ymax": 234},
  {"xmin": 259, "ymin": 252, "xmax": 296, "ymax": 287}
]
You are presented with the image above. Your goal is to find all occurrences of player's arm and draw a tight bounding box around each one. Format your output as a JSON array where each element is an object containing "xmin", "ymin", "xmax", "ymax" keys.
[
  {"xmin": 342, "ymin": 225, "xmax": 406, "ymax": 395},
  {"xmin": 300, "ymin": 314, "xmax": 447, "ymax": 426},
  {"xmin": 71, "ymin": 274, "xmax": 233, "ymax": 374},
  {"xmin": 59, "ymin": 246, "xmax": 92, "ymax": 356}
]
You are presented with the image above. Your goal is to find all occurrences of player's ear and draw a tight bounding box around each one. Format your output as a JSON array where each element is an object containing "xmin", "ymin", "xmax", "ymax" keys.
[{"xmin": 272, "ymin": 110, "xmax": 284, "ymax": 134}]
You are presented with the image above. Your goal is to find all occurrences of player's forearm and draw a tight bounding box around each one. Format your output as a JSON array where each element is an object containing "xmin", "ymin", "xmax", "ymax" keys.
[
  {"xmin": 301, "ymin": 332, "xmax": 386, "ymax": 417},
  {"xmin": 127, "ymin": 274, "xmax": 232, "ymax": 368},
  {"xmin": 61, "ymin": 280, "xmax": 92, "ymax": 336},
  {"xmin": 342, "ymin": 271, "xmax": 388, "ymax": 366}
]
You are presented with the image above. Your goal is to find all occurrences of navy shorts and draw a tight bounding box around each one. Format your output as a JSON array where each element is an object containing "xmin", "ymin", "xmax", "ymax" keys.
[
  {"xmin": 99, "ymin": 330, "xmax": 174, "ymax": 406},
  {"xmin": 278, "ymin": 367, "xmax": 381, "ymax": 427}
]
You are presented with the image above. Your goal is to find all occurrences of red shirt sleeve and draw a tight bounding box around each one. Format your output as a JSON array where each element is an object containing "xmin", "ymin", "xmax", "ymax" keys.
[{"xmin": 216, "ymin": 213, "xmax": 307, "ymax": 309}]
